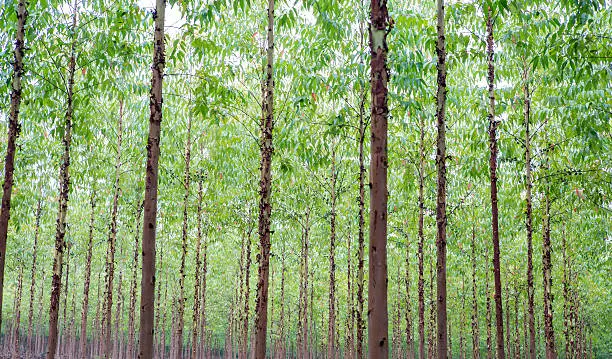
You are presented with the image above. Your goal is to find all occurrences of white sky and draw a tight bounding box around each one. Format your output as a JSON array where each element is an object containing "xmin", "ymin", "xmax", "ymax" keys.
[{"xmin": 137, "ymin": 0, "xmax": 185, "ymax": 34}]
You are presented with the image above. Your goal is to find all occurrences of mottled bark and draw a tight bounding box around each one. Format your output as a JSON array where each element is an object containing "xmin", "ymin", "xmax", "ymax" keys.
[
  {"xmin": 254, "ymin": 0, "xmax": 275, "ymax": 356},
  {"xmin": 128, "ymin": 200, "xmax": 144, "ymax": 358},
  {"xmin": 417, "ymin": 114, "xmax": 426, "ymax": 359},
  {"xmin": 46, "ymin": 4, "xmax": 78, "ymax": 357},
  {"xmin": 0, "ymin": 0, "xmax": 28, "ymax": 330},
  {"xmin": 103, "ymin": 100, "xmax": 124, "ymax": 358},
  {"xmin": 27, "ymin": 198, "xmax": 42, "ymax": 351},
  {"xmin": 485, "ymin": 8, "xmax": 505, "ymax": 359},
  {"xmin": 542, "ymin": 130, "xmax": 556, "ymax": 359},
  {"xmin": 368, "ymin": 0, "xmax": 390, "ymax": 357},
  {"xmin": 471, "ymin": 222, "xmax": 480, "ymax": 359},
  {"xmin": 191, "ymin": 170, "xmax": 204, "ymax": 359},
  {"xmin": 12, "ymin": 265, "xmax": 24, "ymax": 359},
  {"xmin": 80, "ymin": 190, "xmax": 96, "ymax": 357},
  {"xmin": 138, "ymin": 0, "xmax": 165, "ymax": 357},
  {"xmin": 522, "ymin": 64, "xmax": 536, "ymax": 359},
  {"xmin": 174, "ymin": 114, "xmax": 193, "ymax": 359},
  {"xmin": 434, "ymin": 0, "xmax": 448, "ymax": 356}
]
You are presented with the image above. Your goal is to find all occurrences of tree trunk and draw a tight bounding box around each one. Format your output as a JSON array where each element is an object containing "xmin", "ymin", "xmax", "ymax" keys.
[
  {"xmin": 356, "ymin": 75, "xmax": 367, "ymax": 359},
  {"xmin": 346, "ymin": 232, "xmax": 354, "ymax": 359},
  {"xmin": 505, "ymin": 282, "xmax": 511, "ymax": 359},
  {"xmin": 46, "ymin": 3, "xmax": 77, "ymax": 357},
  {"xmin": 434, "ymin": 0, "xmax": 448, "ymax": 356},
  {"xmin": 12, "ymin": 264, "xmax": 24, "ymax": 359},
  {"xmin": 514, "ymin": 292, "xmax": 520, "ymax": 359},
  {"xmin": 298, "ymin": 210, "xmax": 310, "ymax": 359},
  {"xmin": 103, "ymin": 99, "xmax": 124, "ymax": 358},
  {"xmin": 328, "ymin": 145, "xmax": 337, "ymax": 359},
  {"xmin": 27, "ymin": 198, "xmax": 42, "ymax": 352},
  {"xmin": 80, "ymin": 190, "xmax": 97, "ymax": 357},
  {"xmin": 405, "ymin": 233, "xmax": 414, "ymax": 359},
  {"xmin": 485, "ymin": 8, "xmax": 505, "ymax": 359},
  {"xmin": 191, "ymin": 170, "xmax": 204, "ymax": 359},
  {"xmin": 253, "ymin": 0, "xmax": 275, "ymax": 356},
  {"xmin": 368, "ymin": 0, "xmax": 390, "ymax": 357},
  {"xmin": 522, "ymin": 64, "xmax": 536, "ymax": 359},
  {"xmin": 128, "ymin": 200, "xmax": 144, "ymax": 358},
  {"xmin": 200, "ymin": 208, "xmax": 209, "ymax": 358},
  {"xmin": 174, "ymin": 114, "xmax": 193, "ymax": 359},
  {"xmin": 417, "ymin": 113, "xmax": 426, "ymax": 359},
  {"xmin": 113, "ymin": 270, "xmax": 124, "ymax": 359},
  {"xmin": 427, "ymin": 264, "xmax": 436, "ymax": 359},
  {"xmin": 485, "ymin": 244, "xmax": 492, "ymax": 359},
  {"xmin": 0, "ymin": 0, "xmax": 28, "ymax": 331},
  {"xmin": 542, "ymin": 129, "xmax": 556, "ymax": 359},
  {"xmin": 471, "ymin": 222, "xmax": 480, "ymax": 359},
  {"xmin": 139, "ymin": 0, "xmax": 165, "ymax": 357}
]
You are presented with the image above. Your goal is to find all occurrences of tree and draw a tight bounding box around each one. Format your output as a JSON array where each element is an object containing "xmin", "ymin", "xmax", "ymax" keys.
[
  {"xmin": 0, "ymin": 0, "xmax": 28, "ymax": 330},
  {"xmin": 368, "ymin": 0, "xmax": 390, "ymax": 357},
  {"xmin": 138, "ymin": 0, "xmax": 165, "ymax": 357}
]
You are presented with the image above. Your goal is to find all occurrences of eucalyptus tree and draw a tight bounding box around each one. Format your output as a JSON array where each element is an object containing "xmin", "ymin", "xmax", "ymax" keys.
[
  {"xmin": 0, "ymin": 0, "xmax": 28, "ymax": 332},
  {"xmin": 139, "ymin": 0, "xmax": 166, "ymax": 357}
]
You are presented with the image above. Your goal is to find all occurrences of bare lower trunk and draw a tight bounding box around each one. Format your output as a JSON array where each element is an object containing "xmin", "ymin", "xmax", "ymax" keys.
[
  {"xmin": 434, "ymin": 0, "xmax": 448, "ymax": 356},
  {"xmin": 46, "ymin": 4, "xmax": 77, "ymax": 357},
  {"xmin": 12, "ymin": 265, "xmax": 24, "ymax": 359},
  {"xmin": 27, "ymin": 199, "xmax": 42, "ymax": 351},
  {"xmin": 368, "ymin": 0, "xmax": 391, "ymax": 357},
  {"xmin": 128, "ymin": 201, "xmax": 144, "ymax": 358},
  {"xmin": 104, "ymin": 100, "xmax": 124, "ymax": 358},
  {"xmin": 471, "ymin": 222, "xmax": 480, "ymax": 359},
  {"xmin": 191, "ymin": 171, "xmax": 204, "ymax": 359},
  {"xmin": 417, "ymin": 113, "xmax": 426, "ymax": 359},
  {"xmin": 80, "ymin": 190, "xmax": 96, "ymax": 356},
  {"xmin": 138, "ymin": 0, "xmax": 165, "ymax": 357},
  {"xmin": 485, "ymin": 244, "xmax": 493, "ymax": 359},
  {"xmin": 405, "ymin": 234, "xmax": 414, "ymax": 359},
  {"xmin": 486, "ymin": 8, "xmax": 505, "ymax": 359},
  {"xmin": 253, "ymin": 0, "xmax": 275, "ymax": 357},
  {"xmin": 328, "ymin": 145, "xmax": 337, "ymax": 359},
  {"xmin": 542, "ymin": 131, "xmax": 556, "ymax": 359},
  {"xmin": 0, "ymin": 0, "xmax": 28, "ymax": 330}
]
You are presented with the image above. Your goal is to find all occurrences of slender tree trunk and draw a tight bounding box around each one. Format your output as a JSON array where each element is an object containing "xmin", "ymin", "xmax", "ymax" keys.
[
  {"xmin": 434, "ymin": 0, "xmax": 448, "ymax": 356},
  {"xmin": 448, "ymin": 320, "xmax": 452, "ymax": 359},
  {"xmin": 253, "ymin": 0, "xmax": 275, "ymax": 356},
  {"xmin": 27, "ymin": 198, "xmax": 42, "ymax": 351},
  {"xmin": 542, "ymin": 127, "xmax": 556, "ymax": 359},
  {"xmin": 0, "ymin": 0, "xmax": 28, "ymax": 331},
  {"xmin": 61, "ymin": 243, "xmax": 72, "ymax": 355},
  {"xmin": 128, "ymin": 201, "xmax": 144, "ymax": 358},
  {"xmin": 514, "ymin": 292, "xmax": 520, "ymax": 359},
  {"xmin": 113, "ymin": 270, "xmax": 124, "ymax": 359},
  {"xmin": 368, "ymin": 0, "xmax": 390, "ymax": 357},
  {"xmin": 200, "ymin": 212, "xmax": 209, "ymax": 358},
  {"xmin": 328, "ymin": 145, "xmax": 338, "ymax": 359},
  {"xmin": 80, "ymin": 190, "xmax": 96, "ymax": 357},
  {"xmin": 139, "ymin": 0, "xmax": 165, "ymax": 357},
  {"xmin": 417, "ymin": 113, "xmax": 426, "ymax": 359},
  {"xmin": 242, "ymin": 227, "xmax": 253, "ymax": 359},
  {"xmin": 94, "ymin": 272, "xmax": 102, "ymax": 357},
  {"xmin": 471, "ymin": 222, "xmax": 480, "ymax": 359},
  {"xmin": 356, "ymin": 76, "xmax": 367, "ymax": 359},
  {"xmin": 174, "ymin": 114, "xmax": 193, "ymax": 359},
  {"xmin": 298, "ymin": 211, "xmax": 310, "ymax": 359},
  {"xmin": 505, "ymin": 282, "xmax": 511, "ymax": 359},
  {"xmin": 485, "ymin": 8, "xmax": 505, "ymax": 359},
  {"xmin": 12, "ymin": 265, "xmax": 24, "ymax": 359},
  {"xmin": 46, "ymin": 3, "xmax": 77, "ymax": 357},
  {"xmin": 405, "ymin": 233, "xmax": 414, "ymax": 359},
  {"xmin": 427, "ymin": 264, "xmax": 436, "ymax": 359},
  {"xmin": 191, "ymin": 171, "xmax": 204, "ymax": 359},
  {"xmin": 346, "ymin": 231, "xmax": 354, "ymax": 359},
  {"xmin": 104, "ymin": 99, "xmax": 123, "ymax": 358},
  {"xmin": 522, "ymin": 64, "xmax": 537, "ymax": 359},
  {"xmin": 485, "ymin": 244, "xmax": 492, "ymax": 359}
]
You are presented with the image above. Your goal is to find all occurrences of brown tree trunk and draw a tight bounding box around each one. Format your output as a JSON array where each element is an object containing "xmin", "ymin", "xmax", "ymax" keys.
[
  {"xmin": 542, "ymin": 129, "xmax": 556, "ymax": 359},
  {"xmin": 0, "ymin": 0, "xmax": 28, "ymax": 331},
  {"xmin": 94, "ymin": 272, "xmax": 102, "ymax": 357},
  {"xmin": 485, "ymin": 244, "xmax": 492, "ymax": 359},
  {"xmin": 356, "ymin": 77, "xmax": 367, "ymax": 359},
  {"xmin": 191, "ymin": 170, "xmax": 204, "ymax": 359},
  {"xmin": 80, "ymin": 190, "xmax": 97, "ymax": 357},
  {"xmin": 514, "ymin": 292, "xmax": 520, "ymax": 359},
  {"xmin": 368, "ymin": 0, "xmax": 390, "ymax": 357},
  {"xmin": 427, "ymin": 264, "xmax": 436, "ymax": 359},
  {"xmin": 113, "ymin": 270, "xmax": 124, "ymax": 359},
  {"xmin": 139, "ymin": 0, "xmax": 165, "ymax": 357},
  {"xmin": 155, "ymin": 250, "xmax": 164, "ymax": 359},
  {"xmin": 128, "ymin": 200, "xmax": 144, "ymax": 358},
  {"xmin": 328, "ymin": 145, "xmax": 338, "ymax": 359},
  {"xmin": 485, "ymin": 8, "xmax": 505, "ymax": 359},
  {"xmin": 253, "ymin": 0, "xmax": 275, "ymax": 356},
  {"xmin": 103, "ymin": 99, "xmax": 124, "ymax": 358},
  {"xmin": 405, "ymin": 234, "xmax": 414, "ymax": 359},
  {"xmin": 505, "ymin": 282, "xmax": 511, "ymax": 359},
  {"xmin": 434, "ymin": 0, "xmax": 448, "ymax": 356},
  {"xmin": 174, "ymin": 114, "xmax": 193, "ymax": 359},
  {"xmin": 471, "ymin": 222, "xmax": 480, "ymax": 359},
  {"xmin": 12, "ymin": 265, "xmax": 24, "ymax": 359},
  {"xmin": 298, "ymin": 210, "xmax": 311, "ymax": 359},
  {"xmin": 200, "ymin": 209, "xmax": 209, "ymax": 358},
  {"xmin": 522, "ymin": 64, "xmax": 536, "ymax": 359},
  {"xmin": 346, "ymin": 232, "xmax": 354, "ymax": 359},
  {"xmin": 27, "ymin": 198, "xmax": 42, "ymax": 352},
  {"xmin": 417, "ymin": 113, "xmax": 426, "ymax": 359},
  {"xmin": 46, "ymin": 3, "xmax": 77, "ymax": 357}
]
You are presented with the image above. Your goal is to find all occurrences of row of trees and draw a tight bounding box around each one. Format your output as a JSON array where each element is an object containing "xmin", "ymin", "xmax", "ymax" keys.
[{"xmin": 0, "ymin": 0, "xmax": 609, "ymax": 358}]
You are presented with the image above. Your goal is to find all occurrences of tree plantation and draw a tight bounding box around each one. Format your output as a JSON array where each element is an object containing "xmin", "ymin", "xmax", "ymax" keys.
[{"xmin": 0, "ymin": 0, "xmax": 610, "ymax": 358}]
